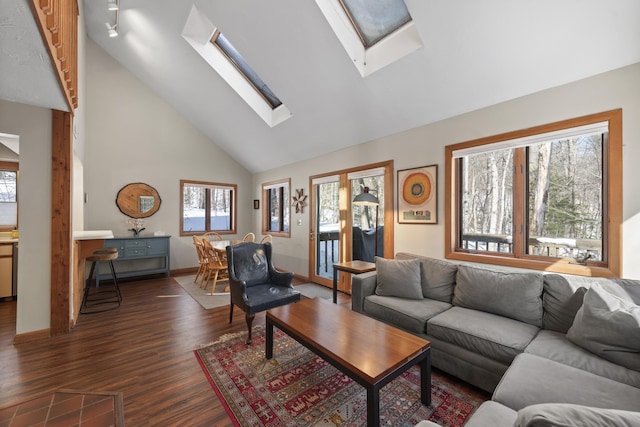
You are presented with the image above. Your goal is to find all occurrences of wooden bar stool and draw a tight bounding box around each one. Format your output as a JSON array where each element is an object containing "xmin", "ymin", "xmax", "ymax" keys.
[{"xmin": 80, "ymin": 247, "xmax": 122, "ymax": 314}]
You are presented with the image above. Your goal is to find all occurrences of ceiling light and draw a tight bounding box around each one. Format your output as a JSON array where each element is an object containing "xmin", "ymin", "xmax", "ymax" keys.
[
  {"xmin": 107, "ymin": 0, "xmax": 119, "ymax": 11},
  {"xmin": 105, "ymin": 22, "xmax": 118, "ymax": 37}
]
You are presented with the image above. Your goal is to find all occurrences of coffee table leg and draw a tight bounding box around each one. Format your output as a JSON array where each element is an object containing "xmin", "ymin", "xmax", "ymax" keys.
[
  {"xmin": 266, "ymin": 318, "xmax": 274, "ymax": 359},
  {"xmin": 366, "ymin": 386, "xmax": 380, "ymax": 427},
  {"xmin": 420, "ymin": 351, "xmax": 432, "ymax": 406}
]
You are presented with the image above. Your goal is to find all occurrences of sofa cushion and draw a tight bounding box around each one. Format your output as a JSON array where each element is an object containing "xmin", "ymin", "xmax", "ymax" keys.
[
  {"xmin": 396, "ymin": 253, "xmax": 457, "ymax": 303},
  {"xmin": 453, "ymin": 264, "xmax": 543, "ymax": 327},
  {"xmin": 566, "ymin": 284, "xmax": 640, "ymax": 371},
  {"xmin": 427, "ymin": 307, "xmax": 539, "ymax": 365},
  {"xmin": 514, "ymin": 403, "xmax": 640, "ymax": 427},
  {"xmin": 364, "ymin": 295, "xmax": 451, "ymax": 335},
  {"xmin": 463, "ymin": 401, "xmax": 517, "ymax": 427},
  {"xmin": 374, "ymin": 257, "xmax": 423, "ymax": 300},
  {"xmin": 542, "ymin": 274, "xmax": 640, "ymax": 333},
  {"xmin": 525, "ymin": 330, "xmax": 640, "ymax": 388},
  {"xmin": 493, "ymin": 353, "xmax": 640, "ymax": 411}
]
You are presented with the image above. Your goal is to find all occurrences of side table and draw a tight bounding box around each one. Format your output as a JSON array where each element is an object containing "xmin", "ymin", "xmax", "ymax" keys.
[{"xmin": 332, "ymin": 260, "xmax": 376, "ymax": 303}]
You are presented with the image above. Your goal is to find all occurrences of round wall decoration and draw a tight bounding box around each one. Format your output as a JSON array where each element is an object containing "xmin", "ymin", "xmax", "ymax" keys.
[{"xmin": 402, "ymin": 172, "xmax": 432, "ymax": 205}]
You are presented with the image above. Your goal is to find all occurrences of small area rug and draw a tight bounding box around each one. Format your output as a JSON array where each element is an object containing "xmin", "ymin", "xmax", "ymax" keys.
[
  {"xmin": 174, "ymin": 274, "xmax": 230, "ymax": 310},
  {"xmin": 194, "ymin": 327, "xmax": 486, "ymax": 426},
  {"xmin": 294, "ymin": 283, "xmax": 333, "ymax": 300}
]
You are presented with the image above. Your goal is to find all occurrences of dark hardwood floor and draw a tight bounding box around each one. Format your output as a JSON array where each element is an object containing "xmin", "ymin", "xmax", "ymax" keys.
[{"xmin": 0, "ymin": 276, "xmax": 349, "ymax": 426}]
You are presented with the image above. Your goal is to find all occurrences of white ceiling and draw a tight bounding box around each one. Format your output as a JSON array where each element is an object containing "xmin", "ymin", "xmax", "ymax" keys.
[{"xmin": 3, "ymin": 0, "xmax": 640, "ymax": 173}]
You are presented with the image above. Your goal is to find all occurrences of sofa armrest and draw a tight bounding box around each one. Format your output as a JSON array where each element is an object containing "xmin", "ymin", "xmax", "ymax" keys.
[{"xmin": 351, "ymin": 271, "xmax": 377, "ymax": 313}]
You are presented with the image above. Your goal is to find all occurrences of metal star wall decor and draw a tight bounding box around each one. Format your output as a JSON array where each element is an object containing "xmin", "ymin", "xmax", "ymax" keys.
[{"xmin": 292, "ymin": 188, "xmax": 308, "ymax": 213}]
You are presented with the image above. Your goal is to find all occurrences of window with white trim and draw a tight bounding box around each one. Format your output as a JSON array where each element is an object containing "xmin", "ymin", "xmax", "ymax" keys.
[{"xmin": 445, "ymin": 110, "xmax": 622, "ymax": 277}]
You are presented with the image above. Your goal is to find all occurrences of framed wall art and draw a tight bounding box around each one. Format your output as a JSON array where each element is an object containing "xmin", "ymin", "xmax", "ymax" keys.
[{"xmin": 397, "ymin": 164, "xmax": 437, "ymax": 224}]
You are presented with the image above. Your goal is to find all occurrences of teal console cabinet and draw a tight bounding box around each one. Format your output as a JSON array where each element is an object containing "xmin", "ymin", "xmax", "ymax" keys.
[{"xmin": 97, "ymin": 236, "xmax": 170, "ymax": 286}]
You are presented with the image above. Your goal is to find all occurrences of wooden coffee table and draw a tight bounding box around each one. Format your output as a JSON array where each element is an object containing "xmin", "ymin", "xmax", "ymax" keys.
[{"xmin": 266, "ymin": 298, "xmax": 431, "ymax": 427}]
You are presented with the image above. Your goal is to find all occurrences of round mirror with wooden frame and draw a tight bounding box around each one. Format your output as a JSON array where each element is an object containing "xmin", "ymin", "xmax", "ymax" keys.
[{"xmin": 116, "ymin": 183, "xmax": 161, "ymax": 218}]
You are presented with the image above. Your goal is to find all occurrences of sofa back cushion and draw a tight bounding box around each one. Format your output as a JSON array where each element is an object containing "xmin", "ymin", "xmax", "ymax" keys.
[
  {"xmin": 453, "ymin": 264, "xmax": 543, "ymax": 327},
  {"xmin": 543, "ymin": 274, "xmax": 640, "ymax": 333},
  {"xmin": 396, "ymin": 253, "xmax": 457, "ymax": 303}
]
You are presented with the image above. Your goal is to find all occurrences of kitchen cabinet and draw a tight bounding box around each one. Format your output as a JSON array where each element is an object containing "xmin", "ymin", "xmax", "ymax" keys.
[{"xmin": 0, "ymin": 243, "xmax": 13, "ymax": 298}]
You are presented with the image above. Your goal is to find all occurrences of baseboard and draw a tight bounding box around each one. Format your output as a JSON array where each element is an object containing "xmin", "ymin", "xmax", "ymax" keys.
[
  {"xmin": 170, "ymin": 267, "xmax": 199, "ymax": 277},
  {"xmin": 13, "ymin": 328, "xmax": 50, "ymax": 344},
  {"xmin": 293, "ymin": 273, "xmax": 309, "ymax": 282}
]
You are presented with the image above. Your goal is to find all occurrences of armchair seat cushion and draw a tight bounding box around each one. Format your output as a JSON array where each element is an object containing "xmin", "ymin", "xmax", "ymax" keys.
[{"xmin": 244, "ymin": 284, "xmax": 301, "ymax": 314}]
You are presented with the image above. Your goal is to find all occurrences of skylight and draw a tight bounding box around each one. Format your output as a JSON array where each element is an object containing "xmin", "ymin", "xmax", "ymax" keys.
[
  {"xmin": 182, "ymin": 6, "xmax": 291, "ymax": 127},
  {"xmin": 315, "ymin": 0, "xmax": 422, "ymax": 77},
  {"xmin": 212, "ymin": 32, "xmax": 283, "ymax": 110},
  {"xmin": 340, "ymin": 0, "xmax": 412, "ymax": 48}
]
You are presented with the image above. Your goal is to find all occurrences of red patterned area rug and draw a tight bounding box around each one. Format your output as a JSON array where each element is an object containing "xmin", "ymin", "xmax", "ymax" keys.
[{"xmin": 194, "ymin": 327, "xmax": 487, "ymax": 426}]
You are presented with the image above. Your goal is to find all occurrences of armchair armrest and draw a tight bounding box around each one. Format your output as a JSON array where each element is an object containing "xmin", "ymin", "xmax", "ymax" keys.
[
  {"xmin": 270, "ymin": 269, "xmax": 294, "ymax": 287},
  {"xmin": 351, "ymin": 271, "xmax": 377, "ymax": 313}
]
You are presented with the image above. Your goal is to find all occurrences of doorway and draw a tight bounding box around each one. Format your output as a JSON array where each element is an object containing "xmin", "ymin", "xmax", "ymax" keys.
[{"xmin": 309, "ymin": 160, "xmax": 393, "ymax": 290}]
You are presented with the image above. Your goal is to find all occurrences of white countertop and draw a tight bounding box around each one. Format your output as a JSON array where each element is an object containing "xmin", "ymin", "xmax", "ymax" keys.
[{"xmin": 73, "ymin": 230, "xmax": 114, "ymax": 240}]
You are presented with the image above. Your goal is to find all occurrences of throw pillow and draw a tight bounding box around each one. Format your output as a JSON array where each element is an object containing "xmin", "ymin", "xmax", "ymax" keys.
[
  {"xmin": 514, "ymin": 403, "xmax": 640, "ymax": 427},
  {"xmin": 396, "ymin": 253, "xmax": 457, "ymax": 303},
  {"xmin": 374, "ymin": 257, "xmax": 423, "ymax": 300},
  {"xmin": 566, "ymin": 284, "xmax": 640, "ymax": 371}
]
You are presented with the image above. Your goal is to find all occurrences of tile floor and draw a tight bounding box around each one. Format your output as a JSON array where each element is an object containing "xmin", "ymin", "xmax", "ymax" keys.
[{"xmin": 0, "ymin": 390, "xmax": 124, "ymax": 426}]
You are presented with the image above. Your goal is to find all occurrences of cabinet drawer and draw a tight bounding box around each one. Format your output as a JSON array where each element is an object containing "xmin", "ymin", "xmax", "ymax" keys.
[
  {"xmin": 124, "ymin": 247, "xmax": 147, "ymax": 257},
  {"xmin": 0, "ymin": 244, "xmax": 12, "ymax": 256},
  {"xmin": 124, "ymin": 239, "xmax": 147, "ymax": 249}
]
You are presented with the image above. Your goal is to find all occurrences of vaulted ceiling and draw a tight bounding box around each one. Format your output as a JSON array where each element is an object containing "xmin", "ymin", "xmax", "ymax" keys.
[{"xmin": 2, "ymin": 0, "xmax": 640, "ymax": 173}]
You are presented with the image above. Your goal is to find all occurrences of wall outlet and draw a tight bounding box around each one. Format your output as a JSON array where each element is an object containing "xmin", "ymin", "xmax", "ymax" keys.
[{"xmin": 297, "ymin": 219, "xmax": 303, "ymax": 226}]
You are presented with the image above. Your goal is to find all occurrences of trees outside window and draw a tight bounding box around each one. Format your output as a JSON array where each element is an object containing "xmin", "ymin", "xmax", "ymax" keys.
[
  {"xmin": 262, "ymin": 178, "xmax": 290, "ymax": 237},
  {"xmin": 0, "ymin": 166, "xmax": 18, "ymax": 230},
  {"xmin": 181, "ymin": 180, "xmax": 236, "ymax": 235},
  {"xmin": 445, "ymin": 109, "xmax": 622, "ymax": 277}
]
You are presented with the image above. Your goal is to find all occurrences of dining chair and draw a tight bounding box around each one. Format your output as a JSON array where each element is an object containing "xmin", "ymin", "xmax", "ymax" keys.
[
  {"xmin": 201, "ymin": 238, "xmax": 229, "ymax": 294},
  {"xmin": 226, "ymin": 242, "xmax": 300, "ymax": 344},
  {"xmin": 259, "ymin": 234, "xmax": 273, "ymax": 244},
  {"xmin": 202, "ymin": 231, "xmax": 223, "ymax": 241},
  {"xmin": 192, "ymin": 235, "xmax": 211, "ymax": 286},
  {"xmin": 242, "ymin": 232, "xmax": 256, "ymax": 242}
]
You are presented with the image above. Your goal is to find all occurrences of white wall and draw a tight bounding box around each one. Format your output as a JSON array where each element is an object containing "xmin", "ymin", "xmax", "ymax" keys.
[
  {"xmin": 0, "ymin": 99, "xmax": 52, "ymax": 334},
  {"xmin": 84, "ymin": 39, "xmax": 252, "ymax": 270},
  {"xmin": 253, "ymin": 62, "xmax": 640, "ymax": 279}
]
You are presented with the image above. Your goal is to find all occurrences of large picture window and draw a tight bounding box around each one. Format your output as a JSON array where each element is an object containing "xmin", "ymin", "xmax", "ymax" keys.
[
  {"xmin": 181, "ymin": 180, "xmax": 236, "ymax": 235},
  {"xmin": 445, "ymin": 110, "xmax": 622, "ymax": 277},
  {"xmin": 262, "ymin": 178, "xmax": 290, "ymax": 237}
]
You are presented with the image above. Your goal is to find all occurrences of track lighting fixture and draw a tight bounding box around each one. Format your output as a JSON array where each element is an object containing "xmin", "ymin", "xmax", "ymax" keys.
[
  {"xmin": 105, "ymin": 22, "xmax": 118, "ymax": 37},
  {"xmin": 105, "ymin": 0, "xmax": 120, "ymax": 37}
]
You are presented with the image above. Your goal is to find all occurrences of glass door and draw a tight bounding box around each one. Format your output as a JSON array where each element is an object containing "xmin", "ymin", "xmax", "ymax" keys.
[
  {"xmin": 310, "ymin": 177, "xmax": 341, "ymax": 286},
  {"xmin": 309, "ymin": 161, "xmax": 393, "ymax": 291}
]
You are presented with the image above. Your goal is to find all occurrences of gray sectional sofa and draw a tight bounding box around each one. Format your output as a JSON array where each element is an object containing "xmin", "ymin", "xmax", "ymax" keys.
[{"xmin": 351, "ymin": 253, "xmax": 640, "ymax": 426}]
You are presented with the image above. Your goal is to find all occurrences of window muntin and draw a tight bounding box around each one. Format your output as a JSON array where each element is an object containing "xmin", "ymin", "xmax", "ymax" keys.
[
  {"xmin": 181, "ymin": 180, "xmax": 236, "ymax": 235},
  {"xmin": 339, "ymin": 0, "xmax": 411, "ymax": 48},
  {"xmin": 0, "ymin": 169, "xmax": 17, "ymax": 229},
  {"xmin": 446, "ymin": 110, "xmax": 622, "ymax": 277},
  {"xmin": 262, "ymin": 179, "xmax": 290, "ymax": 237},
  {"xmin": 213, "ymin": 32, "xmax": 283, "ymax": 110}
]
